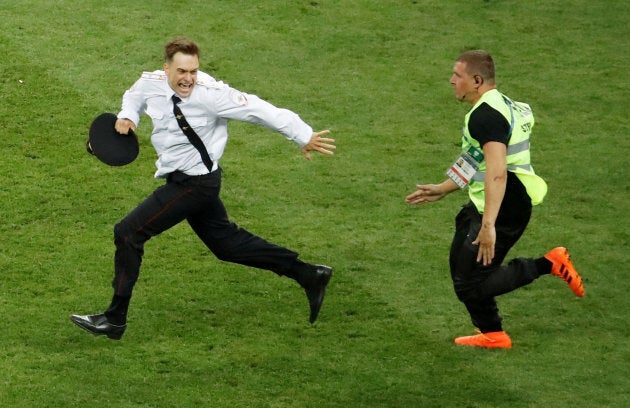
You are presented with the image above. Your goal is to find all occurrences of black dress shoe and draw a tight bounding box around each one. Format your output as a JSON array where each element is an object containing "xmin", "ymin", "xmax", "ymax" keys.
[
  {"xmin": 303, "ymin": 265, "xmax": 333, "ymax": 323},
  {"xmin": 70, "ymin": 313, "xmax": 126, "ymax": 340}
]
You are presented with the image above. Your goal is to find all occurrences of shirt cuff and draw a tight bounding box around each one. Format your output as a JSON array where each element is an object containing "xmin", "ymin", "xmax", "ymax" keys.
[{"xmin": 117, "ymin": 110, "xmax": 140, "ymax": 127}]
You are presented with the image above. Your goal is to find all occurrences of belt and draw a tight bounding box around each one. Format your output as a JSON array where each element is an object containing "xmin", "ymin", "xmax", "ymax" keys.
[{"xmin": 166, "ymin": 169, "xmax": 218, "ymax": 183}]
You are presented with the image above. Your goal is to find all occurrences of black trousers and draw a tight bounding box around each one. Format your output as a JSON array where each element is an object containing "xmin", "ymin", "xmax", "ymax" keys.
[
  {"xmin": 111, "ymin": 168, "xmax": 300, "ymax": 298},
  {"xmin": 449, "ymin": 202, "xmax": 542, "ymax": 332}
]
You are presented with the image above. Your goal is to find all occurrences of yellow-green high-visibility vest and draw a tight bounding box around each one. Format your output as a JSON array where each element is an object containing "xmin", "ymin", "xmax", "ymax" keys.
[{"xmin": 462, "ymin": 89, "xmax": 547, "ymax": 213}]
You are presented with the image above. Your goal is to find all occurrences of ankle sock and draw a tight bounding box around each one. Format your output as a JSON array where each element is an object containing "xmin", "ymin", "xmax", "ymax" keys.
[
  {"xmin": 535, "ymin": 257, "xmax": 553, "ymax": 275},
  {"xmin": 105, "ymin": 295, "xmax": 130, "ymax": 325},
  {"xmin": 286, "ymin": 260, "xmax": 315, "ymax": 287}
]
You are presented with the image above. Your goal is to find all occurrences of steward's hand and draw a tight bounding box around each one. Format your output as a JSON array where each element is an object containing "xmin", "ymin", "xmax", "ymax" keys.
[
  {"xmin": 472, "ymin": 224, "xmax": 496, "ymax": 266},
  {"xmin": 405, "ymin": 184, "xmax": 446, "ymax": 205}
]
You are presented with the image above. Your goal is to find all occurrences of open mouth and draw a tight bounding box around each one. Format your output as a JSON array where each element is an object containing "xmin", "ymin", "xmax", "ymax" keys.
[{"xmin": 178, "ymin": 82, "xmax": 194, "ymax": 93}]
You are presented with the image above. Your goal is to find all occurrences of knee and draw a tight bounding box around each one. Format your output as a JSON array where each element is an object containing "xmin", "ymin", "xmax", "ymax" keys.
[
  {"xmin": 212, "ymin": 244, "xmax": 238, "ymax": 262},
  {"xmin": 453, "ymin": 279, "xmax": 482, "ymax": 304},
  {"xmin": 114, "ymin": 221, "xmax": 130, "ymax": 242},
  {"xmin": 114, "ymin": 220, "xmax": 146, "ymax": 249}
]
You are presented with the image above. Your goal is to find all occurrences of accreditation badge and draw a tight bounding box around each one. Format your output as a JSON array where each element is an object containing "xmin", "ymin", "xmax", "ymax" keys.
[{"xmin": 446, "ymin": 147, "xmax": 483, "ymax": 189}]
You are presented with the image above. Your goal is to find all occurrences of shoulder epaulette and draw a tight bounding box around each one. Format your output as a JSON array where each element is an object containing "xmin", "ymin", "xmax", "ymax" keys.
[
  {"xmin": 196, "ymin": 78, "xmax": 227, "ymax": 90},
  {"xmin": 141, "ymin": 71, "xmax": 167, "ymax": 81}
]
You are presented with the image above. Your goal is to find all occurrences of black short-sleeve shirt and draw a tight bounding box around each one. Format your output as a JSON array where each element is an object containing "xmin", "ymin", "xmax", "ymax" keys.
[{"xmin": 467, "ymin": 102, "xmax": 532, "ymax": 220}]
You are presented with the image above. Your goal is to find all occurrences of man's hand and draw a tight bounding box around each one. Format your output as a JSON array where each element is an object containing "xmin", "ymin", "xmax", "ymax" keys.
[
  {"xmin": 301, "ymin": 130, "xmax": 335, "ymax": 160},
  {"xmin": 405, "ymin": 179, "xmax": 459, "ymax": 205},
  {"xmin": 472, "ymin": 224, "xmax": 496, "ymax": 266},
  {"xmin": 114, "ymin": 118, "xmax": 137, "ymax": 135}
]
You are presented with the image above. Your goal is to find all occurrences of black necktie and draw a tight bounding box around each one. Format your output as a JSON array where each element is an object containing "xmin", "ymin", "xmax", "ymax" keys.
[{"xmin": 172, "ymin": 95, "xmax": 214, "ymax": 172}]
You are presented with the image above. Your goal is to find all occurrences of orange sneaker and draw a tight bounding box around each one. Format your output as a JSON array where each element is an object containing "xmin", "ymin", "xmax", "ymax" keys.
[
  {"xmin": 454, "ymin": 330, "xmax": 512, "ymax": 349},
  {"xmin": 545, "ymin": 247, "xmax": 585, "ymax": 297}
]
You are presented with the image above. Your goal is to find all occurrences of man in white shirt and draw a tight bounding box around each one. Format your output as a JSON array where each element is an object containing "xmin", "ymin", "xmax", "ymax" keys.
[{"xmin": 71, "ymin": 37, "xmax": 336, "ymax": 340}]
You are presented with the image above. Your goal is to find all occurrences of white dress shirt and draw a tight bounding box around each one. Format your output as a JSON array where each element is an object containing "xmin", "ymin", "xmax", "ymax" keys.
[{"xmin": 118, "ymin": 70, "xmax": 313, "ymax": 178}]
